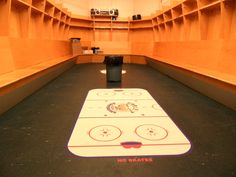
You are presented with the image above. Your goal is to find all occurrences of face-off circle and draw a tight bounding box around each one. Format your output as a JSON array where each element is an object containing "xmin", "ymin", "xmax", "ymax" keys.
[
  {"xmin": 122, "ymin": 91, "xmax": 142, "ymax": 97},
  {"xmin": 135, "ymin": 124, "xmax": 168, "ymax": 141},
  {"xmin": 96, "ymin": 91, "xmax": 116, "ymax": 97},
  {"xmin": 89, "ymin": 125, "xmax": 122, "ymax": 142}
]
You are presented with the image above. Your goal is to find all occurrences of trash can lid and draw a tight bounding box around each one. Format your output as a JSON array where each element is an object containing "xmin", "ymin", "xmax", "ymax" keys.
[
  {"xmin": 104, "ymin": 55, "xmax": 123, "ymax": 65},
  {"xmin": 70, "ymin": 38, "xmax": 81, "ymax": 41},
  {"xmin": 91, "ymin": 47, "xmax": 100, "ymax": 50}
]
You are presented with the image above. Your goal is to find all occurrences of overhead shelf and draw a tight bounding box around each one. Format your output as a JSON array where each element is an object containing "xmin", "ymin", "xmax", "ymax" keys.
[{"xmin": 1, "ymin": 0, "xmax": 235, "ymax": 41}]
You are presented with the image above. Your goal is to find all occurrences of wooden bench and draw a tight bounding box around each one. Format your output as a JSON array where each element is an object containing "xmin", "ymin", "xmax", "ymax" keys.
[
  {"xmin": 150, "ymin": 40, "xmax": 236, "ymax": 87},
  {"xmin": 142, "ymin": 40, "xmax": 236, "ymax": 111},
  {"xmin": 0, "ymin": 37, "xmax": 78, "ymax": 114},
  {"xmin": 0, "ymin": 54, "xmax": 77, "ymax": 115},
  {"xmin": 0, "ymin": 54, "xmax": 77, "ymax": 92},
  {"xmin": 146, "ymin": 55, "xmax": 236, "ymax": 87}
]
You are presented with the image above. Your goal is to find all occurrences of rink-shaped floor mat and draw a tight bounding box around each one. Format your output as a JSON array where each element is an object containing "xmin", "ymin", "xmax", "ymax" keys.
[{"xmin": 68, "ymin": 88, "xmax": 191, "ymax": 157}]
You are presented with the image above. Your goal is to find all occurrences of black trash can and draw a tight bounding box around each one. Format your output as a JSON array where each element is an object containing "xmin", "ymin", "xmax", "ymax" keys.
[{"xmin": 104, "ymin": 55, "xmax": 123, "ymax": 82}]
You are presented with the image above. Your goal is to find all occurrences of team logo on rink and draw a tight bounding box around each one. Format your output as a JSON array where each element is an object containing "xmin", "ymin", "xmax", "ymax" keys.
[{"xmin": 107, "ymin": 102, "xmax": 138, "ymax": 113}]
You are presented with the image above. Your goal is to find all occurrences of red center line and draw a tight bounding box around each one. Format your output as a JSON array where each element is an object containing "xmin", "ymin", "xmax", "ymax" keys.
[{"xmin": 68, "ymin": 143, "xmax": 190, "ymax": 148}]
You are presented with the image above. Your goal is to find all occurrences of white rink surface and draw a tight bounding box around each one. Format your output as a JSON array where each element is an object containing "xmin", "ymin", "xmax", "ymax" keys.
[{"xmin": 68, "ymin": 88, "xmax": 191, "ymax": 157}]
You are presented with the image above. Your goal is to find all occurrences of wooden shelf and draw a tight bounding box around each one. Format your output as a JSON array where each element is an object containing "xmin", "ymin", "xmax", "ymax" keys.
[
  {"xmin": 184, "ymin": 9, "xmax": 199, "ymax": 17},
  {"xmin": 32, "ymin": 0, "xmax": 45, "ymax": 11},
  {"xmin": 70, "ymin": 24, "xmax": 93, "ymax": 29},
  {"xmin": 45, "ymin": 1, "xmax": 54, "ymax": 17},
  {"xmin": 2, "ymin": 0, "xmax": 234, "ymax": 42},
  {"xmin": 66, "ymin": 16, "xmax": 71, "ymax": 24},
  {"xmin": 92, "ymin": 16, "xmax": 111, "ymax": 21},
  {"xmin": 10, "ymin": 1, "xmax": 30, "ymax": 38},
  {"xmin": 184, "ymin": 10, "xmax": 200, "ymax": 40},
  {"xmin": 43, "ymin": 14, "xmax": 53, "ymax": 39},
  {"xmin": 182, "ymin": 0, "xmax": 198, "ymax": 15},
  {"xmin": 58, "ymin": 22, "xmax": 65, "ymax": 40},
  {"xmin": 112, "ymin": 21, "xmax": 129, "ymax": 29},
  {"xmin": 164, "ymin": 9, "xmax": 172, "ymax": 22},
  {"xmin": 165, "ymin": 21, "xmax": 174, "ymax": 41},
  {"xmin": 172, "ymin": 14, "xmax": 184, "ymax": 21},
  {"xmin": 53, "ymin": 7, "xmax": 61, "ymax": 20},
  {"xmin": 94, "ymin": 19, "xmax": 111, "ymax": 22},
  {"xmin": 11, "ymin": 0, "xmax": 31, "ymax": 8},
  {"xmin": 130, "ymin": 19, "xmax": 152, "ymax": 23},
  {"xmin": 157, "ymin": 14, "xmax": 165, "ymax": 24},
  {"xmin": 130, "ymin": 26, "xmax": 153, "ymax": 30},
  {"xmin": 60, "ymin": 12, "xmax": 66, "ymax": 22},
  {"xmin": 129, "ymin": 19, "xmax": 152, "ymax": 29},
  {"xmin": 112, "ymin": 20, "xmax": 128, "ymax": 23},
  {"xmin": 173, "ymin": 16, "xmax": 184, "ymax": 41},
  {"xmin": 94, "ymin": 24, "xmax": 111, "ymax": 29},
  {"xmin": 29, "ymin": 8, "xmax": 43, "ymax": 38},
  {"xmin": 70, "ymin": 18, "xmax": 93, "ymax": 29},
  {"xmin": 152, "ymin": 17, "xmax": 158, "ymax": 26},
  {"xmin": 199, "ymin": 1, "xmax": 221, "ymax": 40},
  {"xmin": 94, "ymin": 26, "xmax": 111, "ymax": 29},
  {"xmin": 112, "ymin": 27, "xmax": 129, "ymax": 30},
  {"xmin": 171, "ymin": 4, "xmax": 183, "ymax": 19},
  {"xmin": 52, "ymin": 18, "xmax": 60, "ymax": 39},
  {"xmin": 18, "ymin": 0, "xmax": 31, "ymax": 4},
  {"xmin": 221, "ymin": 0, "xmax": 236, "ymax": 39},
  {"xmin": 31, "ymin": 6, "xmax": 44, "ymax": 14},
  {"xmin": 198, "ymin": 0, "xmax": 220, "ymax": 8},
  {"xmin": 199, "ymin": 0, "xmax": 221, "ymax": 11}
]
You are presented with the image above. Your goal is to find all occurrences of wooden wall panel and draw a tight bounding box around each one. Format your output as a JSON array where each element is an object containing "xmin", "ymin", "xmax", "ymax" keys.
[
  {"xmin": 9, "ymin": 4, "xmax": 30, "ymax": 38},
  {"xmin": 91, "ymin": 41, "xmax": 130, "ymax": 54},
  {"xmin": 130, "ymin": 29, "xmax": 154, "ymax": 42},
  {"xmin": 131, "ymin": 42, "xmax": 154, "ymax": 56},
  {"xmin": 9, "ymin": 38, "xmax": 72, "ymax": 69},
  {"xmin": 153, "ymin": 41, "xmax": 221, "ymax": 70},
  {"xmin": 230, "ymin": 3, "xmax": 236, "ymax": 39},
  {"xmin": 217, "ymin": 40, "xmax": 236, "ymax": 76},
  {"xmin": 112, "ymin": 30, "xmax": 129, "ymax": 41},
  {"xmin": 94, "ymin": 30, "xmax": 111, "ymax": 41},
  {"xmin": 69, "ymin": 27, "xmax": 93, "ymax": 41},
  {"xmin": 0, "ymin": 0, "xmax": 10, "ymax": 36},
  {"xmin": 153, "ymin": 40, "xmax": 236, "ymax": 84},
  {"xmin": 0, "ymin": 37, "xmax": 14, "ymax": 75}
]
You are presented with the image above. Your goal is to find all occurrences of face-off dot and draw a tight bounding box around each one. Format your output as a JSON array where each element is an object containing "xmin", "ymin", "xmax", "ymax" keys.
[{"xmin": 135, "ymin": 124, "xmax": 168, "ymax": 141}]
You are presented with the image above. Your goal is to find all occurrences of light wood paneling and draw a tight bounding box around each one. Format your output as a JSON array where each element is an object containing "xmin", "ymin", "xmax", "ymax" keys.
[
  {"xmin": 0, "ymin": 37, "xmax": 14, "ymax": 75},
  {"xmin": 152, "ymin": 40, "xmax": 236, "ymax": 85},
  {"xmin": 10, "ymin": 38, "xmax": 72, "ymax": 69},
  {"xmin": 91, "ymin": 41, "xmax": 130, "ymax": 54},
  {"xmin": 0, "ymin": 0, "xmax": 10, "ymax": 36},
  {"xmin": 131, "ymin": 42, "xmax": 154, "ymax": 56}
]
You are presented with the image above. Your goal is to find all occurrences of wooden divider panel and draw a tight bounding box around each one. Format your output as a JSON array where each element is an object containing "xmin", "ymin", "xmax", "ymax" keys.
[{"xmin": 0, "ymin": 37, "xmax": 14, "ymax": 75}]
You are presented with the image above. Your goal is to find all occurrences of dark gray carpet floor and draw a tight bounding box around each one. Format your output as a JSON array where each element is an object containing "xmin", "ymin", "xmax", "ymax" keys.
[{"xmin": 0, "ymin": 64, "xmax": 235, "ymax": 177}]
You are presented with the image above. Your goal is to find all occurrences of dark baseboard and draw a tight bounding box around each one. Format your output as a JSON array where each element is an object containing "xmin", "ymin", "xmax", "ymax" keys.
[{"xmin": 146, "ymin": 58, "xmax": 236, "ymax": 111}]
